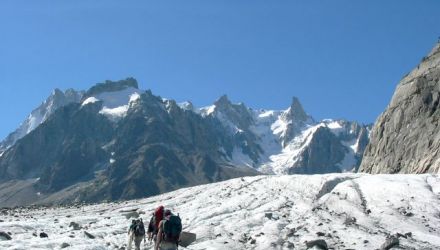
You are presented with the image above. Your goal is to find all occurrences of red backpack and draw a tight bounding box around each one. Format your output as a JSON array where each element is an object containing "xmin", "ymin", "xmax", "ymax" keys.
[{"xmin": 154, "ymin": 206, "xmax": 164, "ymax": 231}]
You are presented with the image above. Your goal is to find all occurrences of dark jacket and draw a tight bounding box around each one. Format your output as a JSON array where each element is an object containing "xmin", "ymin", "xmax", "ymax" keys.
[{"xmin": 147, "ymin": 214, "xmax": 157, "ymax": 234}]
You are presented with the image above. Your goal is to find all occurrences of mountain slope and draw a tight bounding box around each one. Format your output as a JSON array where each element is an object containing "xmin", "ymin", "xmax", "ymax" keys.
[
  {"xmin": 201, "ymin": 96, "xmax": 370, "ymax": 174},
  {"xmin": 0, "ymin": 79, "xmax": 260, "ymax": 206},
  {"xmin": 360, "ymin": 43, "xmax": 440, "ymax": 174},
  {"xmin": 0, "ymin": 88, "xmax": 83, "ymax": 153},
  {"xmin": 1, "ymin": 174, "xmax": 439, "ymax": 250}
]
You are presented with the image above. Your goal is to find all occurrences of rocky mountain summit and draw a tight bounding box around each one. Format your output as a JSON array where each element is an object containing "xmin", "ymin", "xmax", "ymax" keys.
[
  {"xmin": 360, "ymin": 43, "xmax": 440, "ymax": 174},
  {"xmin": 0, "ymin": 78, "xmax": 370, "ymax": 206}
]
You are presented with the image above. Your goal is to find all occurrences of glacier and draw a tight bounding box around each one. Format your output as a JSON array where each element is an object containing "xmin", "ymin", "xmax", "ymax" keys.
[{"xmin": 1, "ymin": 173, "xmax": 439, "ymax": 249}]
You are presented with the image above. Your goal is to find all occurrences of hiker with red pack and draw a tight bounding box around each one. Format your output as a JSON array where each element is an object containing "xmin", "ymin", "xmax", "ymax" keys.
[
  {"xmin": 147, "ymin": 205, "xmax": 164, "ymax": 242},
  {"xmin": 155, "ymin": 209, "xmax": 182, "ymax": 250}
]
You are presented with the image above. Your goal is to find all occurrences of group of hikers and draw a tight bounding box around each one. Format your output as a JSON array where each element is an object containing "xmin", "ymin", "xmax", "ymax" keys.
[{"xmin": 127, "ymin": 205, "xmax": 182, "ymax": 250}]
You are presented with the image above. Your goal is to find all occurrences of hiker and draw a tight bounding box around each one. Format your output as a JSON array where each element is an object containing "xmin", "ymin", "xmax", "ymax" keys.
[
  {"xmin": 155, "ymin": 209, "xmax": 182, "ymax": 250},
  {"xmin": 147, "ymin": 205, "xmax": 164, "ymax": 242},
  {"xmin": 128, "ymin": 219, "xmax": 146, "ymax": 250}
]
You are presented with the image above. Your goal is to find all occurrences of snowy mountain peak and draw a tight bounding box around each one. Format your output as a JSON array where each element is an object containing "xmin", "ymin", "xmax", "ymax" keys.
[
  {"xmin": 208, "ymin": 95, "xmax": 254, "ymax": 130},
  {"xmin": 0, "ymin": 88, "xmax": 84, "ymax": 151},
  {"xmin": 1, "ymin": 78, "xmax": 141, "ymax": 152},
  {"xmin": 178, "ymin": 101, "xmax": 195, "ymax": 111}
]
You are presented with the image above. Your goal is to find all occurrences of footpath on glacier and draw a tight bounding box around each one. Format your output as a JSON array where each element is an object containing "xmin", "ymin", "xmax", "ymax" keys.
[{"xmin": 1, "ymin": 173, "xmax": 440, "ymax": 250}]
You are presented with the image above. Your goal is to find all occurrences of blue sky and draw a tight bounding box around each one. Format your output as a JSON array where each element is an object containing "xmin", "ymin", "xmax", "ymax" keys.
[{"xmin": 0, "ymin": 1, "xmax": 439, "ymax": 140}]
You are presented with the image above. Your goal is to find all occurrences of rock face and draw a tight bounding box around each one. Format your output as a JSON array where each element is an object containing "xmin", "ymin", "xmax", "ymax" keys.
[
  {"xmin": 360, "ymin": 43, "xmax": 440, "ymax": 174},
  {"xmin": 83, "ymin": 77, "xmax": 138, "ymax": 98},
  {"xmin": 289, "ymin": 127, "xmax": 346, "ymax": 174},
  {"xmin": 281, "ymin": 97, "xmax": 314, "ymax": 147},
  {"xmin": 0, "ymin": 231, "xmax": 12, "ymax": 241}
]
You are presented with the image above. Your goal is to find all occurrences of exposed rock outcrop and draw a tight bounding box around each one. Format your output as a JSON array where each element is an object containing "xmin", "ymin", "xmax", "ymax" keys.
[
  {"xmin": 83, "ymin": 77, "xmax": 138, "ymax": 98},
  {"xmin": 281, "ymin": 97, "xmax": 314, "ymax": 147},
  {"xmin": 289, "ymin": 127, "xmax": 346, "ymax": 174},
  {"xmin": 360, "ymin": 43, "xmax": 440, "ymax": 174}
]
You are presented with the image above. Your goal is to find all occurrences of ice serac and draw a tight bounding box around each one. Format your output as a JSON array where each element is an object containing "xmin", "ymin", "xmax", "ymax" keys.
[
  {"xmin": 360, "ymin": 43, "xmax": 440, "ymax": 174},
  {"xmin": 0, "ymin": 88, "xmax": 84, "ymax": 152}
]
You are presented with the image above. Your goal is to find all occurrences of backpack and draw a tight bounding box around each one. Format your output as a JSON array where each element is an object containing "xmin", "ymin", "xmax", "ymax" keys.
[
  {"xmin": 133, "ymin": 219, "xmax": 145, "ymax": 236},
  {"xmin": 154, "ymin": 206, "xmax": 164, "ymax": 231},
  {"xmin": 163, "ymin": 215, "xmax": 182, "ymax": 243}
]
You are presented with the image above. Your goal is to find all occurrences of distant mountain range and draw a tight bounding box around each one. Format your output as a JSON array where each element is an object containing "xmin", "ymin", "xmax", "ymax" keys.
[{"xmin": 0, "ymin": 78, "xmax": 371, "ymax": 206}]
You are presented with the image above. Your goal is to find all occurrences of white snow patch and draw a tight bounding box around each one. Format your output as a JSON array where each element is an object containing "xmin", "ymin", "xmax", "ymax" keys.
[
  {"xmin": 89, "ymin": 87, "xmax": 141, "ymax": 121},
  {"xmin": 249, "ymin": 110, "xmax": 282, "ymax": 163},
  {"xmin": 325, "ymin": 120, "xmax": 342, "ymax": 129},
  {"xmin": 129, "ymin": 92, "xmax": 141, "ymax": 103},
  {"xmin": 81, "ymin": 97, "xmax": 100, "ymax": 106},
  {"xmin": 336, "ymin": 139, "xmax": 359, "ymax": 172},
  {"xmin": 260, "ymin": 124, "xmax": 324, "ymax": 174},
  {"xmin": 324, "ymin": 120, "xmax": 345, "ymax": 136},
  {"xmin": 95, "ymin": 87, "xmax": 139, "ymax": 109},
  {"xmin": 178, "ymin": 101, "xmax": 194, "ymax": 111},
  {"xmin": 26, "ymin": 112, "xmax": 43, "ymax": 134},
  {"xmin": 271, "ymin": 118, "xmax": 289, "ymax": 138},
  {"xmin": 337, "ymin": 151, "xmax": 357, "ymax": 172},
  {"xmin": 200, "ymin": 105, "xmax": 216, "ymax": 116},
  {"xmin": 229, "ymin": 147, "xmax": 254, "ymax": 168},
  {"xmin": 258, "ymin": 110, "xmax": 276, "ymax": 119},
  {"xmin": 350, "ymin": 138, "xmax": 360, "ymax": 153},
  {"xmin": 99, "ymin": 106, "xmax": 129, "ymax": 120}
]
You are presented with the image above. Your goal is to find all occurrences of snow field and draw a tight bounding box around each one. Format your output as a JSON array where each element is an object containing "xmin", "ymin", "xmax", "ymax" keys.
[{"xmin": 1, "ymin": 174, "xmax": 439, "ymax": 250}]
